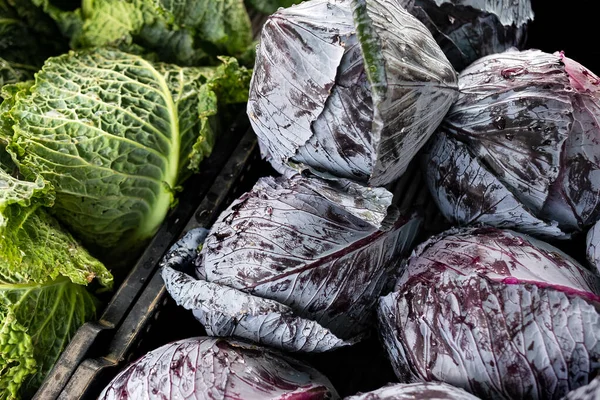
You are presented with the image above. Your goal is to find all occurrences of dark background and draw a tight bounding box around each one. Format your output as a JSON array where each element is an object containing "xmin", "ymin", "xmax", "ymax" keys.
[{"xmin": 528, "ymin": 0, "xmax": 599, "ymax": 73}]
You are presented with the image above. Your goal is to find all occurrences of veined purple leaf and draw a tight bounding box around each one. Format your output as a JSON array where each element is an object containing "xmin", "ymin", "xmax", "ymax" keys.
[
  {"xmin": 423, "ymin": 131, "xmax": 567, "ymax": 239},
  {"xmin": 395, "ymin": 227, "xmax": 600, "ymax": 302},
  {"xmin": 379, "ymin": 275, "xmax": 600, "ymax": 400},
  {"xmin": 344, "ymin": 382, "xmax": 482, "ymax": 399},
  {"xmin": 398, "ymin": 0, "xmax": 533, "ymax": 71},
  {"xmin": 247, "ymin": 0, "xmax": 458, "ymax": 186},
  {"xmin": 162, "ymin": 266, "xmax": 353, "ymax": 352},
  {"xmin": 98, "ymin": 337, "xmax": 340, "ymax": 399},
  {"xmin": 425, "ymin": 49, "xmax": 600, "ymax": 236},
  {"xmin": 587, "ymin": 221, "xmax": 600, "ymax": 274},
  {"xmin": 379, "ymin": 227, "xmax": 600, "ymax": 400},
  {"xmin": 198, "ymin": 175, "xmax": 422, "ymax": 340}
]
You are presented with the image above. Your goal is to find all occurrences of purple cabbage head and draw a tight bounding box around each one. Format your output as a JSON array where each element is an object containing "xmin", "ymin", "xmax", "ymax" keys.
[
  {"xmin": 98, "ymin": 337, "xmax": 339, "ymax": 399},
  {"xmin": 345, "ymin": 382, "xmax": 481, "ymax": 399},
  {"xmin": 163, "ymin": 175, "xmax": 422, "ymax": 352},
  {"xmin": 247, "ymin": 0, "xmax": 458, "ymax": 186},
  {"xmin": 398, "ymin": 0, "xmax": 533, "ymax": 71},
  {"xmin": 378, "ymin": 227, "xmax": 600, "ymax": 400},
  {"xmin": 424, "ymin": 49, "xmax": 600, "ymax": 239}
]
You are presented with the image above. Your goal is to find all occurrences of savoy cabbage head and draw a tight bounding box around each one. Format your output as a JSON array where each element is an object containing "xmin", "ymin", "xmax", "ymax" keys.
[
  {"xmin": 0, "ymin": 157, "xmax": 112, "ymax": 398},
  {"xmin": 28, "ymin": 0, "xmax": 255, "ymax": 66},
  {"xmin": 1, "ymin": 48, "xmax": 251, "ymax": 260}
]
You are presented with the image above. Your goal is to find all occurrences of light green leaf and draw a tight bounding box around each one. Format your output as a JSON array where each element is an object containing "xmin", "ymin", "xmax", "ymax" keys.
[
  {"xmin": 75, "ymin": 0, "xmax": 145, "ymax": 48},
  {"xmin": 1, "ymin": 278, "xmax": 98, "ymax": 398},
  {"xmin": 0, "ymin": 304, "xmax": 35, "ymax": 400},
  {"xmin": 0, "ymin": 155, "xmax": 111, "ymax": 398},
  {"xmin": 48, "ymin": 0, "xmax": 254, "ymax": 65}
]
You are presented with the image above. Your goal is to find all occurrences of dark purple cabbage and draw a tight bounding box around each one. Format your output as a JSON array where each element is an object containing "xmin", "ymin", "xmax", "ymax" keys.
[
  {"xmin": 98, "ymin": 337, "xmax": 339, "ymax": 399},
  {"xmin": 398, "ymin": 0, "xmax": 533, "ymax": 71},
  {"xmin": 587, "ymin": 221, "xmax": 600, "ymax": 274},
  {"xmin": 163, "ymin": 175, "xmax": 422, "ymax": 352},
  {"xmin": 345, "ymin": 382, "xmax": 481, "ymax": 399},
  {"xmin": 247, "ymin": 0, "xmax": 458, "ymax": 186},
  {"xmin": 562, "ymin": 376, "xmax": 600, "ymax": 399},
  {"xmin": 424, "ymin": 49, "xmax": 600, "ymax": 239},
  {"xmin": 378, "ymin": 227, "xmax": 600, "ymax": 400}
]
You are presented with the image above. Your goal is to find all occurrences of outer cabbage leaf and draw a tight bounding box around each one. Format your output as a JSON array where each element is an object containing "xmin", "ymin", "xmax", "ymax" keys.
[
  {"xmin": 163, "ymin": 264, "xmax": 353, "ymax": 353},
  {"xmin": 423, "ymin": 131, "xmax": 567, "ymax": 239},
  {"xmin": 398, "ymin": 0, "xmax": 533, "ymax": 71},
  {"xmin": 379, "ymin": 227, "xmax": 600, "ymax": 400},
  {"xmin": 4, "ymin": 49, "xmax": 250, "ymax": 258},
  {"xmin": 345, "ymin": 382, "xmax": 482, "ymax": 399},
  {"xmin": 426, "ymin": 49, "xmax": 600, "ymax": 236},
  {"xmin": 380, "ymin": 275, "xmax": 600, "ymax": 400},
  {"xmin": 0, "ymin": 164, "xmax": 111, "ymax": 398},
  {"xmin": 98, "ymin": 337, "xmax": 340, "ymax": 399},
  {"xmin": 247, "ymin": 0, "xmax": 458, "ymax": 186}
]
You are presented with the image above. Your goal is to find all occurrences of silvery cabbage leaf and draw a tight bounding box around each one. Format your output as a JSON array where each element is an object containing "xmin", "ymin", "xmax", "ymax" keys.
[
  {"xmin": 99, "ymin": 337, "xmax": 340, "ymax": 399},
  {"xmin": 397, "ymin": 0, "xmax": 533, "ymax": 71},
  {"xmin": 31, "ymin": 0, "xmax": 254, "ymax": 66},
  {"xmin": 424, "ymin": 49, "xmax": 600, "ymax": 238},
  {"xmin": 163, "ymin": 175, "xmax": 422, "ymax": 352},
  {"xmin": 379, "ymin": 227, "xmax": 600, "ymax": 400},
  {"xmin": 1, "ymin": 48, "xmax": 251, "ymax": 259},
  {"xmin": 247, "ymin": 0, "xmax": 458, "ymax": 186},
  {"xmin": 0, "ymin": 159, "xmax": 112, "ymax": 398},
  {"xmin": 345, "ymin": 382, "xmax": 482, "ymax": 399}
]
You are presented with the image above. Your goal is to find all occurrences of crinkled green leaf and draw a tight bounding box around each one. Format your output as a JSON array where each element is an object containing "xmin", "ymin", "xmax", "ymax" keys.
[
  {"xmin": 74, "ymin": 0, "xmax": 145, "ymax": 48},
  {"xmin": 0, "ymin": 304, "xmax": 35, "ymax": 400},
  {"xmin": 0, "ymin": 156, "xmax": 111, "ymax": 398},
  {"xmin": 2, "ymin": 277, "xmax": 98, "ymax": 398},
  {"xmin": 48, "ymin": 0, "xmax": 253, "ymax": 65},
  {"xmin": 4, "ymin": 49, "xmax": 249, "ymax": 257}
]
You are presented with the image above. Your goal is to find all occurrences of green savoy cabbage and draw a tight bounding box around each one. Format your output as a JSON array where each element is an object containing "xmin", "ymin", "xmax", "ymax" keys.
[
  {"xmin": 1, "ymin": 48, "xmax": 251, "ymax": 260},
  {"xmin": 29, "ymin": 0, "xmax": 254, "ymax": 66}
]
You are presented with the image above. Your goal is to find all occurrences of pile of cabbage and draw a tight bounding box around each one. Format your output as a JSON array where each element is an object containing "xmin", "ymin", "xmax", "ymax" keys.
[
  {"xmin": 154, "ymin": 0, "xmax": 600, "ymax": 398},
  {"xmin": 11, "ymin": 0, "xmax": 599, "ymax": 398}
]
